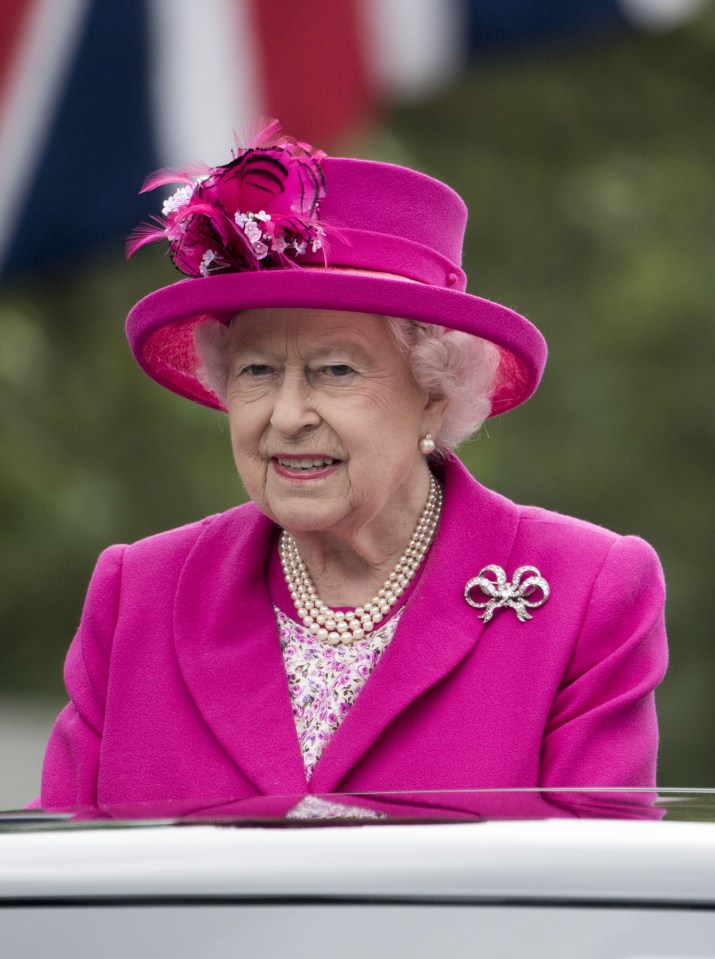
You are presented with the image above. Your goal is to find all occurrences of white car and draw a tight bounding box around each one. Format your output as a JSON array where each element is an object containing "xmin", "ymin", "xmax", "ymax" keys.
[{"xmin": 1, "ymin": 790, "xmax": 715, "ymax": 959}]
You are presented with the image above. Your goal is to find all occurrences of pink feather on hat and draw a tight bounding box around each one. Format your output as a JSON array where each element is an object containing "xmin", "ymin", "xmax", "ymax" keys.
[{"xmin": 127, "ymin": 119, "xmax": 326, "ymax": 277}]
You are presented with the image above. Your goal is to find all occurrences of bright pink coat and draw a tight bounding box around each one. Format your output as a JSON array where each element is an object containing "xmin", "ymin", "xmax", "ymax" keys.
[{"xmin": 40, "ymin": 457, "xmax": 667, "ymax": 811}]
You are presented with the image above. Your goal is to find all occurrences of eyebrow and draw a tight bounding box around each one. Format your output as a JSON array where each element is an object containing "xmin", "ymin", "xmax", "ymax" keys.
[
  {"xmin": 305, "ymin": 342, "xmax": 371, "ymax": 361},
  {"xmin": 231, "ymin": 339, "xmax": 373, "ymax": 363}
]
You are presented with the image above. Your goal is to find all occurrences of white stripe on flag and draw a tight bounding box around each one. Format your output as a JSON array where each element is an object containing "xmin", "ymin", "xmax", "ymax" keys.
[
  {"xmin": 360, "ymin": 0, "xmax": 467, "ymax": 102},
  {"xmin": 620, "ymin": 0, "xmax": 710, "ymax": 30},
  {"xmin": 147, "ymin": 0, "xmax": 264, "ymax": 169},
  {"xmin": 0, "ymin": 0, "xmax": 91, "ymax": 271}
]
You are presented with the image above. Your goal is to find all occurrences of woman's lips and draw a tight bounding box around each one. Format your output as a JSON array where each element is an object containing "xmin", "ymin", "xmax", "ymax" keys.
[{"xmin": 271, "ymin": 455, "xmax": 341, "ymax": 480}]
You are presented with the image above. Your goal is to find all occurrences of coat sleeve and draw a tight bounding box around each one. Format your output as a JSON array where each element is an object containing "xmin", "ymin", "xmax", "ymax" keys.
[
  {"xmin": 38, "ymin": 545, "xmax": 126, "ymax": 810},
  {"xmin": 539, "ymin": 535, "xmax": 668, "ymax": 788}
]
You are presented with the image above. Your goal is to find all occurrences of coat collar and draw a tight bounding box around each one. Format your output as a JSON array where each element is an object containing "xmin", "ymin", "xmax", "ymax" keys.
[{"xmin": 174, "ymin": 457, "xmax": 522, "ymax": 796}]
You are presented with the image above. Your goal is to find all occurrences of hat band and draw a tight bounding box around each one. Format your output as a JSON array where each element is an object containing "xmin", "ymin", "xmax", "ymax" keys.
[{"xmin": 297, "ymin": 228, "xmax": 467, "ymax": 292}]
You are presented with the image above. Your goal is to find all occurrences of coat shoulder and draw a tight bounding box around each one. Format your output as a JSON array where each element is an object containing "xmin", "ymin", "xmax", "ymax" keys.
[
  {"xmin": 116, "ymin": 502, "xmax": 262, "ymax": 572},
  {"xmin": 518, "ymin": 502, "xmax": 620, "ymax": 544},
  {"xmin": 514, "ymin": 501, "xmax": 661, "ymax": 578},
  {"xmin": 129, "ymin": 502, "xmax": 256, "ymax": 547},
  {"xmin": 444, "ymin": 457, "xmax": 661, "ymax": 577}
]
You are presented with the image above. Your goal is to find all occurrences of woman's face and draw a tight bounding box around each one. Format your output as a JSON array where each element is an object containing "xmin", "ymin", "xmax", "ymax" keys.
[{"xmin": 226, "ymin": 308, "xmax": 444, "ymax": 540}]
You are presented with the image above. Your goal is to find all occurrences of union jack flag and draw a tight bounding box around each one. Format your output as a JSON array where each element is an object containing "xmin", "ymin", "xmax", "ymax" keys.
[{"xmin": 0, "ymin": 0, "xmax": 704, "ymax": 276}]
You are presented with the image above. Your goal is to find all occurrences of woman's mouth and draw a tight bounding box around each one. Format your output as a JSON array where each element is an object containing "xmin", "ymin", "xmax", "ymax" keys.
[{"xmin": 272, "ymin": 456, "xmax": 341, "ymax": 479}]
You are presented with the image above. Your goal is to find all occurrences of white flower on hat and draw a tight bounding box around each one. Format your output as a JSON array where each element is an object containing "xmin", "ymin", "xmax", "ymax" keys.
[
  {"xmin": 162, "ymin": 185, "xmax": 193, "ymax": 216},
  {"xmin": 199, "ymin": 249, "xmax": 217, "ymax": 277}
]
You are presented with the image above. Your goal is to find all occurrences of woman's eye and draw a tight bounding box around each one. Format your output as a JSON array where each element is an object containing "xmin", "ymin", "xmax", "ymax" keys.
[
  {"xmin": 322, "ymin": 364, "xmax": 355, "ymax": 378},
  {"xmin": 241, "ymin": 364, "xmax": 273, "ymax": 377}
]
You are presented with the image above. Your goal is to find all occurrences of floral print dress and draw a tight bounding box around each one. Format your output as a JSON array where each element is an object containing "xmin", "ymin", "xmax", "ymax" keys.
[{"xmin": 276, "ymin": 606, "xmax": 404, "ymax": 781}]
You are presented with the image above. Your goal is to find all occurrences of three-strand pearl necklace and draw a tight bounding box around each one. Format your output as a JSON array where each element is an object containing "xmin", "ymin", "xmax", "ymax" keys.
[{"xmin": 279, "ymin": 473, "xmax": 443, "ymax": 645}]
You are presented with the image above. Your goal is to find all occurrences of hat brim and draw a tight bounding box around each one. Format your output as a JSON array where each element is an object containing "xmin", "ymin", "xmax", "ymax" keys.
[{"xmin": 126, "ymin": 271, "xmax": 547, "ymax": 416}]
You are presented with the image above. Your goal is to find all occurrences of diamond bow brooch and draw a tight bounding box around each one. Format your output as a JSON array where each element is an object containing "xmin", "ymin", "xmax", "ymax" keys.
[{"xmin": 464, "ymin": 565, "xmax": 550, "ymax": 623}]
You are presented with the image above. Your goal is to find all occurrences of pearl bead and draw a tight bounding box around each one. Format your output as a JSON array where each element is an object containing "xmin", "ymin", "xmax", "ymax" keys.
[{"xmin": 317, "ymin": 628, "xmax": 329, "ymax": 641}]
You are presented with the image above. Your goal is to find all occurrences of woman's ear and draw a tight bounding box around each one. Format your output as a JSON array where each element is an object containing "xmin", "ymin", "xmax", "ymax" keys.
[{"xmin": 421, "ymin": 393, "xmax": 449, "ymax": 441}]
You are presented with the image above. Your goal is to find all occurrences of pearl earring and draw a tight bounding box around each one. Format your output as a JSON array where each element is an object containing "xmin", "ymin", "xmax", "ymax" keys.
[{"xmin": 419, "ymin": 433, "xmax": 436, "ymax": 455}]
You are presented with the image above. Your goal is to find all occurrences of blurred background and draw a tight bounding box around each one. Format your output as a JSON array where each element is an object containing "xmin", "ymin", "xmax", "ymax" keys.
[{"xmin": 1, "ymin": 0, "xmax": 713, "ymax": 807}]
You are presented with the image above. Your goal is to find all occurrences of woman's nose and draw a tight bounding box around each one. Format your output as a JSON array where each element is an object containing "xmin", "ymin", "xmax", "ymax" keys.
[{"xmin": 269, "ymin": 374, "xmax": 321, "ymax": 436}]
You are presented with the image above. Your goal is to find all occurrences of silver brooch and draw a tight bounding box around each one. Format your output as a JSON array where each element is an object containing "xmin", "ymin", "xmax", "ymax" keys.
[{"xmin": 464, "ymin": 565, "xmax": 550, "ymax": 623}]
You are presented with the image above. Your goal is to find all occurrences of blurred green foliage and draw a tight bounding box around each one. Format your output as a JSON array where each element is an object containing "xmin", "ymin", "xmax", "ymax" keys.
[{"xmin": 1, "ymin": 15, "xmax": 713, "ymax": 785}]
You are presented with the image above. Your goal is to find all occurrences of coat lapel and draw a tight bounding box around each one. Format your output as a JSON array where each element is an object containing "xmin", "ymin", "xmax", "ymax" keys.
[
  {"xmin": 310, "ymin": 457, "xmax": 522, "ymax": 793},
  {"xmin": 173, "ymin": 503, "xmax": 307, "ymax": 796}
]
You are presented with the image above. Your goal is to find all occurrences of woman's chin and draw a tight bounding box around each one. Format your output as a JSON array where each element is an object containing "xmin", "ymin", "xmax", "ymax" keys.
[
  {"xmin": 273, "ymin": 508, "xmax": 346, "ymax": 538},
  {"xmin": 262, "ymin": 483, "xmax": 350, "ymax": 537}
]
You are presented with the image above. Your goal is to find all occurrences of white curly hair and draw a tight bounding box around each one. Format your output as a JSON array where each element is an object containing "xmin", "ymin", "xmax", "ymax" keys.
[{"xmin": 194, "ymin": 314, "xmax": 499, "ymax": 452}]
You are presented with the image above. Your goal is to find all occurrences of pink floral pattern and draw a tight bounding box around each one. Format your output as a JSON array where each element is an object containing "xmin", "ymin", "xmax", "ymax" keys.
[
  {"xmin": 286, "ymin": 795, "xmax": 386, "ymax": 820},
  {"xmin": 276, "ymin": 606, "xmax": 403, "ymax": 780}
]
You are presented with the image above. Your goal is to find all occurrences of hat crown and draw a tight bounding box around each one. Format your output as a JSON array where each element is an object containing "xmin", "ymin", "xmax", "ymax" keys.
[
  {"xmin": 290, "ymin": 158, "xmax": 468, "ymax": 291},
  {"xmin": 318, "ymin": 158, "xmax": 467, "ymax": 273}
]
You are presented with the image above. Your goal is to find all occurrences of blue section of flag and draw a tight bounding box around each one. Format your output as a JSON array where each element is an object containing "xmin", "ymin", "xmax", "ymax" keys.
[
  {"xmin": 6, "ymin": 0, "xmax": 158, "ymax": 275},
  {"xmin": 467, "ymin": 0, "xmax": 626, "ymax": 51}
]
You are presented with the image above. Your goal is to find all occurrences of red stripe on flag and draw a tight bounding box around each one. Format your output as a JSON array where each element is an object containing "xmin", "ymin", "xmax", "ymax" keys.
[
  {"xmin": 248, "ymin": 0, "xmax": 375, "ymax": 146},
  {"xmin": 0, "ymin": 1, "xmax": 37, "ymax": 97}
]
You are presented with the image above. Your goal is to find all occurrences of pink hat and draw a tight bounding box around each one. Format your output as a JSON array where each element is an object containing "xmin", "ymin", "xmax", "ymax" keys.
[{"xmin": 126, "ymin": 122, "xmax": 546, "ymax": 416}]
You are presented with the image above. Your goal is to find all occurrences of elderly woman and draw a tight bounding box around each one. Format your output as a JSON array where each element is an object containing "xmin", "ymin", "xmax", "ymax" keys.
[{"xmin": 38, "ymin": 122, "xmax": 667, "ymax": 811}]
